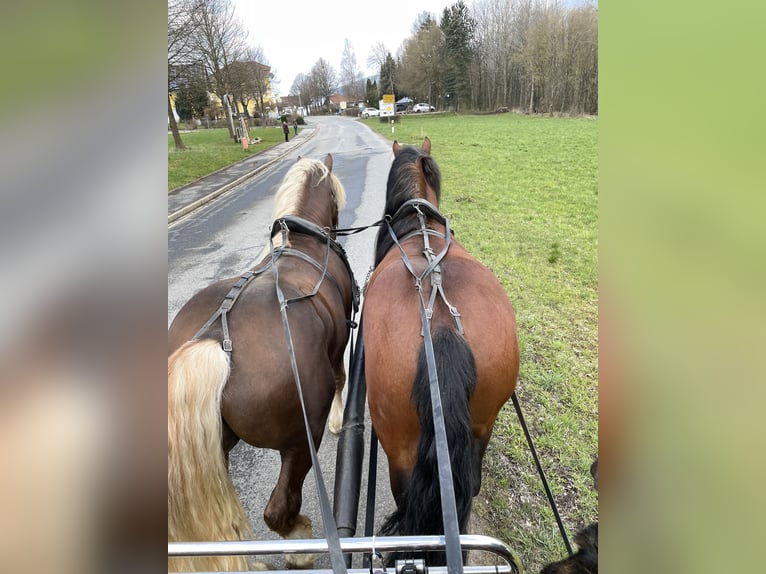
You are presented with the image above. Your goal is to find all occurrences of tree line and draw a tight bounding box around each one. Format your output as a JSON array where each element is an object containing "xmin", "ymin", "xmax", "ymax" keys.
[
  {"xmin": 168, "ymin": 0, "xmax": 597, "ymax": 150},
  {"xmin": 288, "ymin": 0, "xmax": 597, "ymax": 116}
]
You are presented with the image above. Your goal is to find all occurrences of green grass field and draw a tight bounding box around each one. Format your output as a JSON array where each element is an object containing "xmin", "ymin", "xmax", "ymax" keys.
[
  {"xmin": 363, "ymin": 112, "xmax": 598, "ymax": 572},
  {"xmin": 168, "ymin": 127, "xmax": 289, "ymax": 191}
]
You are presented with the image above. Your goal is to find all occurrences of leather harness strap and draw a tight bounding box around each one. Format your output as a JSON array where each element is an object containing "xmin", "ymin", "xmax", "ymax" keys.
[
  {"xmin": 385, "ymin": 198, "xmax": 465, "ymax": 574},
  {"xmin": 192, "ymin": 216, "xmax": 359, "ymax": 353},
  {"xmin": 386, "ymin": 199, "xmax": 464, "ymax": 335},
  {"xmin": 268, "ymin": 226, "xmax": 350, "ymax": 574},
  {"xmin": 192, "ymin": 215, "xmax": 355, "ymax": 574}
]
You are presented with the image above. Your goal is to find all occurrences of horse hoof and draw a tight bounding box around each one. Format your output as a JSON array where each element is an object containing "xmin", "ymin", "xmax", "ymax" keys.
[
  {"xmin": 329, "ymin": 417, "xmax": 342, "ymax": 434},
  {"xmin": 285, "ymin": 553, "xmax": 315, "ymax": 569},
  {"xmin": 282, "ymin": 514, "xmax": 313, "ymax": 568}
]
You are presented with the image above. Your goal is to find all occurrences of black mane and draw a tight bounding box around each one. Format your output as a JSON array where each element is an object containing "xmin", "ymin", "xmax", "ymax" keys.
[{"xmin": 374, "ymin": 145, "xmax": 442, "ymax": 266}]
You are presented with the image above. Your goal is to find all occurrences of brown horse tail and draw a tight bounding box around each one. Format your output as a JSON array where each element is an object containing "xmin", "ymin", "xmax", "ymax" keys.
[
  {"xmin": 380, "ymin": 327, "xmax": 476, "ymax": 562},
  {"xmin": 167, "ymin": 339, "xmax": 253, "ymax": 572}
]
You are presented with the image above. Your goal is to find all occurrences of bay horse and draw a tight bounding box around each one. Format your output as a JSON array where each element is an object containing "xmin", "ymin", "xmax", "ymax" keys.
[
  {"xmin": 168, "ymin": 155, "xmax": 356, "ymax": 571},
  {"xmin": 363, "ymin": 138, "xmax": 519, "ymax": 563}
]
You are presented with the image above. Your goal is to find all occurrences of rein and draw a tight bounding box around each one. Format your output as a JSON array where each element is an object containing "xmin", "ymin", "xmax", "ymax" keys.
[
  {"xmin": 269, "ymin": 221, "xmax": 350, "ymax": 574},
  {"xmin": 383, "ymin": 198, "xmax": 572, "ymax": 564},
  {"xmin": 384, "ymin": 198, "xmax": 465, "ymax": 574},
  {"xmin": 191, "ymin": 215, "xmax": 361, "ymax": 574}
]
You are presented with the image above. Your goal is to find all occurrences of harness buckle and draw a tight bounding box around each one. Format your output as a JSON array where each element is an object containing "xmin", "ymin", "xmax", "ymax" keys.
[
  {"xmin": 449, "ymin": 306, "xmax": 465, "ymax": 335},
  {"xmin": 222, "ymin": 339, "xmax": 232, "ymax": 352},
  {"xmin": 221, "ymin": 297, "xmax": 234, "ymax": 310}
]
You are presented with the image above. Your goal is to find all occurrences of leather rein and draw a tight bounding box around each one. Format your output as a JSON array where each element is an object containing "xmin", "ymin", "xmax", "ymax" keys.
[
  {"xmin": 383, "ymin": 198, "xmax": 466, "ymax": 573},
  {"xmin": 191, "ymin": 214, "xmax": 358, "ymax": 574},
  {"xmin": 385, "ymin": 198, "xmax": 573, "ymax": 561}
]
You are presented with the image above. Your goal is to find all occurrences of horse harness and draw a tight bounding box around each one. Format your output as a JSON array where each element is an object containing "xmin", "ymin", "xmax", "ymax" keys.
[
  {"xmin": 192, "ymin": 215, "xmax": 360, "ymax": 355},
  {"xmin": 386, "ymin": 198, "xmax": 573, "ymax": 562},
  {"xmin": 383, "ymin": 198, "xmax": 467, "ymax": 573},
  {"xmin": 192, "ymin": 214, "xmax": 359, "ymax": 574},
  {"xmin": 385, "ymin": 198, "xmax": 464, "ymax": 335}
]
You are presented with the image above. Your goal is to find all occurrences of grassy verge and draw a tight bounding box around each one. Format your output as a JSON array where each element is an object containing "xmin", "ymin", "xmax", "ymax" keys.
[
  {"xmin": 168, "ymin": 127, "xmax": 289, "ymax": 191},
  {"xmin": 362, "ymin": 112, "xmax": 598, "ymax": 572}
]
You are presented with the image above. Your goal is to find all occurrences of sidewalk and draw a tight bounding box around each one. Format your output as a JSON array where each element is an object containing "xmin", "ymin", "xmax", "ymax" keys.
[{"xmin": 168, "ymin": 124, "xmax": 318, "ymax": 223}]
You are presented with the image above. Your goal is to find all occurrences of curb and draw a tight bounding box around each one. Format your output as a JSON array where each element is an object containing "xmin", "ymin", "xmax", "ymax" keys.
[{"xmin": 168, "ymin": 126, "xmax": 319, "ymax": 224}]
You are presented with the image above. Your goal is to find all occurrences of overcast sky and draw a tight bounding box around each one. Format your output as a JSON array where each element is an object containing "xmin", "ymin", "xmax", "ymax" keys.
[{"xmin": 233, "ymin": 0, "xmax": 461, "ymax": 96}]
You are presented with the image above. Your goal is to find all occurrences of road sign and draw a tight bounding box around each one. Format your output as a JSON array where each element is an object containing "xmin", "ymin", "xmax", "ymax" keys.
[
  {"xmin": 379, "ymin": 101, "xmax": 394, "ymax": 117},
  {"xmin": 382, "ymin": 94, "xmax": 395, "ymax": 104}
]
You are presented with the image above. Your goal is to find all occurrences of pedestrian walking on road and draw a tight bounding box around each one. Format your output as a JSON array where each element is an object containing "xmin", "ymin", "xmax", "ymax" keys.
[{"xmin": 282, "ymin": 119, "xmax": 289, "ymax": 142}]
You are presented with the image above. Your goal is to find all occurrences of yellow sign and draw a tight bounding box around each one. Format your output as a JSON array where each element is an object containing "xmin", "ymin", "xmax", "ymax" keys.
[{"xmin": 382, "ymin": 94, "xmax": 395, "ymax": 104}]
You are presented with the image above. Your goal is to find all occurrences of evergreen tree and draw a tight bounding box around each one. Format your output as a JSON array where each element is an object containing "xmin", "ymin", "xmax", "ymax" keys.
[
  {"xmin": 365, "ymin": 78, "xmax": 379, "ymax": 107},
  {"xmin": 441, "ymin": 1, "xmax": 475, "ymax": 111},
  {"xmin": 379, "ymin": 52, "xmax": 397, "ymax": 97},
  {"xmin": 174, "ymin": 77, "xmax": 209, "ymax": 121}
]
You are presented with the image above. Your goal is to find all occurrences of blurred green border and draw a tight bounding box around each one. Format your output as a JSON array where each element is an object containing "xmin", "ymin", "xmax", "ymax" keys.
[{"xmin": 602, "ymin": 1, "xmax": 766, "ymax": 572}]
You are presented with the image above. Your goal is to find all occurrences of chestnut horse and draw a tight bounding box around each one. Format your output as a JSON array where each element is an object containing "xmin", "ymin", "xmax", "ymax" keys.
[
  {"xmin": 363, "ymin": 138, "xmax": 519, "ymax": 562},
  {"xmin": 168, "ymin": 155, "xmax": 356, "ymax": 571}
]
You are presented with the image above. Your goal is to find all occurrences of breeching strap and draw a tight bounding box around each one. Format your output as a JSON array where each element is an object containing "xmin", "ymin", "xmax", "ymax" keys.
[{"xmin": 270, "ymin": 222, "xmax": 349, "ymax": 574}]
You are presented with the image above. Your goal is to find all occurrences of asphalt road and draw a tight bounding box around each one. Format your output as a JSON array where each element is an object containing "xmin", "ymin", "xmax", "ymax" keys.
[{"xmin": 168, "ymin": 115, "xmax": 398, "ymax": 569}]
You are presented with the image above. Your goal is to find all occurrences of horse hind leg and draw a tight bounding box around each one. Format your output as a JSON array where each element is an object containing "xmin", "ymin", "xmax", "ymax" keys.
[
  {"xmin": 263, "ymin": 448, "xmax": 315, "ymax": 569},
  {"xmin": 328, "ymin": 363, "xmax": 346, "ymax": 434}
]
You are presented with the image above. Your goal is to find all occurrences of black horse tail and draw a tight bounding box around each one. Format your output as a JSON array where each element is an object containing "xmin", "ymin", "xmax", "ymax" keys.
[{"xmin": 380, "ymin": 327, "xmax": 476, "ymax": 562}]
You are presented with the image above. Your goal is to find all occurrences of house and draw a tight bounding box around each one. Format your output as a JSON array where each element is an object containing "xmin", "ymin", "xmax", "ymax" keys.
[
  {"xmin": 276, "ymin": 94, "xmax": 306, "ymax": 116},
  {"xmin": 329, "ymin": 94, "xmax": 350, "ymax": 112}
]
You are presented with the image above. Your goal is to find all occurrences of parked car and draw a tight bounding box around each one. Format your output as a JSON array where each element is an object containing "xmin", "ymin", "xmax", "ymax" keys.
[
  {"xmin": 413, "ymin": 102, "xmax": 435, "ymax": 113},
  {"xmin": 395, "ymin": 102, "xmax": 409, "ymax": 113},
  {"xmin": 361, "ymin": 107, "xmax": 380, "ymax": 118}
]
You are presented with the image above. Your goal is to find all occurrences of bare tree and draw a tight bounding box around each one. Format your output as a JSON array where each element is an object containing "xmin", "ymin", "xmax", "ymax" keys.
[
  {"xmin": 339, "ymin": 39, "xmax": 364, "ymax": 103},
  {"xmin": 168, "ymin": 0, "xmax": 200, "ymax": 150},
  {"xmin": 228, "ymin": 46, "xmax": 273, "ymax": 119},
  {"xmin": 367, "ymin": 42, "xmax": 390, "ymax": 81},
  {"xmin": 310, "ymin": 58, "xmax": 337, "ymax": 113},
  {"xmin": 190, "ymin": 0, "xmax": 249, "ymax": 138},
  {"xmin": 462, "ymin": 0, "xmax": 597, "ymax": 114}
]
